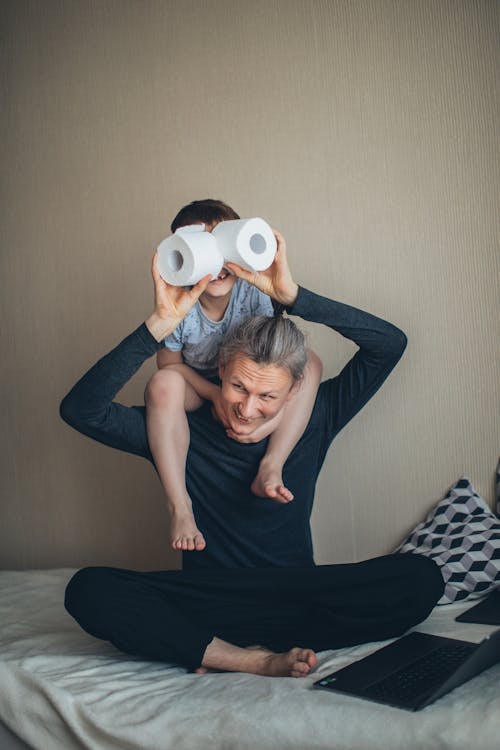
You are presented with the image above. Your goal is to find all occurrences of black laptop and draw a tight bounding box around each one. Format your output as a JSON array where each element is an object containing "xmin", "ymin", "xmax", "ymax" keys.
[
  {"xmin": 455, "ymin": 589, "xmax": 500, "ymax": 625},
  {"xmin": 313, "ymin": 628, "xmax": 500, "ymax": 711}
]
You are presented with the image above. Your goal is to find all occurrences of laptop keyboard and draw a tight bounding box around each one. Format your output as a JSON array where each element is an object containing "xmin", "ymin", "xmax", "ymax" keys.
[{"xmin": 364, "ymin": 642, "xmax": 475, "ymax": 702}]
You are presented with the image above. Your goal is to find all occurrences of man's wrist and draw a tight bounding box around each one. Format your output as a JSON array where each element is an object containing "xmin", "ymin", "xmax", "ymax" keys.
[
  {"xmin": 274, "ymin": 283, "xmax": 299, "ymax": 311},
  {"xmin": 278, "ymin": 282, "xmax": 299, "ymax": 308},
  {"xmin": 145, "ymin": 313, "xmax": 181, "ymax": 343}
]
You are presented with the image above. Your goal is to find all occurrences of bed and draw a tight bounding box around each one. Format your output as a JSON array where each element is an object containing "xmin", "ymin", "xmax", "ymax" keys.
[{"xmin": 0, "ymin": 567, "xmax": 499, "ymax": 750}]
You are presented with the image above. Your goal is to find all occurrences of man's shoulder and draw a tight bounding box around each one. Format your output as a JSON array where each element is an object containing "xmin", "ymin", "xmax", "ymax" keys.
[{"xmin": 306, "ymin": 381, "xmax": 332, "ymax": 429}]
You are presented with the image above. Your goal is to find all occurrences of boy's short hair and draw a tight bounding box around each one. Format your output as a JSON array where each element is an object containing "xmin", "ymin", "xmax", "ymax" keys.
[{"xmin": 171, "ymin": 199, "xmax": 240, "ymax": 232}]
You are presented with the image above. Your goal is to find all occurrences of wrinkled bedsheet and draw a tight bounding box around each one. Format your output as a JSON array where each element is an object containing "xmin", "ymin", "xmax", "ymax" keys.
[{"xmin": 0, "ymin": 569, "xmax": 498, "ymax": 750}]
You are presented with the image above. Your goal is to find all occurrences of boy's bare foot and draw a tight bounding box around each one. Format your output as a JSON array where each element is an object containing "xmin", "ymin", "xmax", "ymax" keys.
[
  {"xmin": 251, "ymin": 460, "xmax": 294, "ymax": 503},
  {"xmin": 169, "ymin": 506, "xmax": 206, "ymax": 551}
]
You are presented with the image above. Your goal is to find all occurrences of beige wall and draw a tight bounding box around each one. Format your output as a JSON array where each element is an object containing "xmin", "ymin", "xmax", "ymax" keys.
[{"xmin": 1, "ymin": 0, "xmax": 498, "ymax": 571}]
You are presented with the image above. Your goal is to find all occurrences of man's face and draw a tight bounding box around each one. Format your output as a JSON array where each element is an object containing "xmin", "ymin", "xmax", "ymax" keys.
[{"xmin": 218, "ymin": 355, "xmax": 297, "ymax": 440}]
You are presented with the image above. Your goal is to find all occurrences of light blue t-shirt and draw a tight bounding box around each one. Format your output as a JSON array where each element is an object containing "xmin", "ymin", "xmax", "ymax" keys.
[{"xmin": 164, "ymin": 279, "xmax": 274, "ymax": 376}]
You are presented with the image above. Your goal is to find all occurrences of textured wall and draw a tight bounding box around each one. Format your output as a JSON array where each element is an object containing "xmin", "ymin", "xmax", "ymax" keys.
[{"xmin": 1, "ymin": 0, "xmax": 498, "ymax": 570}]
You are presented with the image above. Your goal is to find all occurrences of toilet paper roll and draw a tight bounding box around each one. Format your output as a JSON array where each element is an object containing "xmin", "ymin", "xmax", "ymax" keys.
[
  {"xmin": 212, "ymin": 218, "xmax": 277, "ymax": 272},
  {"xmin": 157, "ymin": 225, "xmax": 224, "ymax": 286}
]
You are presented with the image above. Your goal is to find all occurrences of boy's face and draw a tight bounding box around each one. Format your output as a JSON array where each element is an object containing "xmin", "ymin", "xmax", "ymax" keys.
[{"xmin": 198, "ymin": 220, "xmax": 237, "ymax": 300}]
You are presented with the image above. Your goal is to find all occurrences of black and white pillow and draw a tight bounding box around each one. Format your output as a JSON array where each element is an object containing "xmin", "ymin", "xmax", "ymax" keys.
[
  {"xmin": 394, "ymin": 476, "xmax": 500, "ymax": 604},
  {"xmin": 496, "ymin": 457, "xmax": 500, "ymax": 516}
]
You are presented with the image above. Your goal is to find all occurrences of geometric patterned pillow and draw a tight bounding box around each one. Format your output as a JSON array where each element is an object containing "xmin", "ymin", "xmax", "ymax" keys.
[
  {"xmin": 496, "ymin": 457, "xmax": 500, "ymax": 516},
  {"xmin": 394, "ymin": 476, "xmax": 500, "ymax": 604}
]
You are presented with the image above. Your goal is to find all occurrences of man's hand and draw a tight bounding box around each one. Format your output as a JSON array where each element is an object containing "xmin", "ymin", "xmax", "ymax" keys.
[
  {"xmin": 145, "ymin": 253, "xmax": 211, "ymax": 342},
  {"xmin": 225, "ymin": 230, "xmax": 298, "ymax": 307}
]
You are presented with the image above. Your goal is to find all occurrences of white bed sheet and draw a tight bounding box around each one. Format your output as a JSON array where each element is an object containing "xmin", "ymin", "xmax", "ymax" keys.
[{"xmin": 0, "ymin": 569, "xmax": 499, "ymax": 750}]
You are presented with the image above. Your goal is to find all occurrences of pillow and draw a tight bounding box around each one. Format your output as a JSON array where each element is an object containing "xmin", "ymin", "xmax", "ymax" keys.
[
  {"xmin": 394, "ymin": 476, "xmax": 500, "ymax": 604},
  {"xmin": 496, "ymin": 457, "xmax": 500, "ymax": 516}
]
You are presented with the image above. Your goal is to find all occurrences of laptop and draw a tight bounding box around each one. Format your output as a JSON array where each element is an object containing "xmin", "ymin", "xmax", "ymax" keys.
[
  {"xmin": 313, "ymin": 628, "xmax": 500, "ymax": 711},
  {"xmin": 455, "ymin": 589, "xmax": 500, "ymax": 625}
]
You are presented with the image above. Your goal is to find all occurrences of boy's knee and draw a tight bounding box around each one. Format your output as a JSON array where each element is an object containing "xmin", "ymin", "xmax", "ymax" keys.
[{"xmin": 145, "ymin": 368, "xmax": 185, "ymax": 406}]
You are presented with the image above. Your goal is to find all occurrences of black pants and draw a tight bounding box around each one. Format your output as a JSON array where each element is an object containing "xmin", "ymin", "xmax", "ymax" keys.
[{"xmin": 65, "ymin": 554, "xmax": 443, "ymax": 670}]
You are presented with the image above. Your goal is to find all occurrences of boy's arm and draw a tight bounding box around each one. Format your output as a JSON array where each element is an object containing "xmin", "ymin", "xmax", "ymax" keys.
[
  {"xmin": 156, "ymin": 344, "xmax": 219, "ymax": 403},
  {"xmin": 162, "ymin": 362, "xmax": 220, "ymax": 403},
  {"xmin": 161, "ymin": 362, "xmax": 230, "ymax": 431},
  {"xmin": 156, "ymin": 348, "xmax": 223, "ymax": 419},
  {"xmin": 157, "ymin": 347, "xmax": 184, "ymax": 369}
]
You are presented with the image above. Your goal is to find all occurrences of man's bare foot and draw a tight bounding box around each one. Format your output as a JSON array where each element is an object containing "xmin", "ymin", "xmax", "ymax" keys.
[
  {"xmin": 193, "ymin": 666, "xmax": 227, "ymax": 674},
  {"xmin": 251, "ymin": 460, "xmax": 293, "ymax": 503},
  {"xmin": 169, "ymin": 505, "xmax": 206, "ymax": 551},
  {"xmin": 258, "ymin": 647, "xmax": 317, "ymax": 677},
  {"xmin": 199, "ymin": 638, "xmax": 317, "ymax": 678}
]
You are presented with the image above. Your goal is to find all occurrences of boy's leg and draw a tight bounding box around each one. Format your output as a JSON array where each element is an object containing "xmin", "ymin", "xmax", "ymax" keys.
[
  {"xmin": 251, "ymin": 349, "xmax": 323, "ymax": 502},
  {"xmin": 145, "ymin": 369, "xmax": 205, "ymax": 551}
]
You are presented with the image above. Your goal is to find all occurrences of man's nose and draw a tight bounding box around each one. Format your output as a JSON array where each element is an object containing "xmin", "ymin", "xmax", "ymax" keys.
[{"xmin": 239, "ymin": 395, "xmax": 257, "ymax": 417}]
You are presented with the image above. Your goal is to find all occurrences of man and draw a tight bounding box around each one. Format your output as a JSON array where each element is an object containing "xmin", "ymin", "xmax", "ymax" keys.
[{"xmin": 61, "ymin": 232, "xmax": 443, "ymax": 677}]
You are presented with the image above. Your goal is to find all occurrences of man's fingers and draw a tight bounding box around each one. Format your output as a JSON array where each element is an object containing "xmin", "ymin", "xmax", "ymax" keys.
[
  {"xmin": 225, "ymin": 263, "xmax": 264, "ymax": 293},
  {"xmin": 189, "ymin": 274, "xmax": 212, "ymax": 300},
  {"xmin": 151, "ymin": 251, "xmax": 161, "ymax": 281},
  {"xmin": 151, "ymin": 251, "xmax": 172, "ymax": 290},
  {"xmin": 225, "ymin": 262, "xmax": 255, "ymax": 283},
  {"xmin": 272, "ymin": 228, "xmax": 284, "ymax": 246}
]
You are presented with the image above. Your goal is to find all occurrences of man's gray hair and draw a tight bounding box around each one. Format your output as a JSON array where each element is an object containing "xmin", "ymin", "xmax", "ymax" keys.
[{"xmin": 219, "ymin": 315, "xmax": 307, "ymax": 383}]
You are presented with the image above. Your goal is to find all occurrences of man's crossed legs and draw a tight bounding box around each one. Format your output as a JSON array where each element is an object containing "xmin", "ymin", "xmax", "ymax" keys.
[{"xmin": 65, "ymin": 554, "xmax": 444, "ymax": 677}]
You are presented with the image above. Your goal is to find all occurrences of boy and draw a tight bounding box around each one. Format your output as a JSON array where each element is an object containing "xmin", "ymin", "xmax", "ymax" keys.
[{"xmin": 145, "ymin": 199, "xmax": 322, "ymax": 552}]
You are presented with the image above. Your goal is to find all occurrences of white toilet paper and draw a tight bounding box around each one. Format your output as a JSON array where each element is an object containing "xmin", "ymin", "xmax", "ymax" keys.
[
  {"xmin": 212, "ymin": 218, "xmax": 277, "ymax": 272},
  {"xmin": 157, "ymin": 225, "xmax": 224, "ymax": 286}
]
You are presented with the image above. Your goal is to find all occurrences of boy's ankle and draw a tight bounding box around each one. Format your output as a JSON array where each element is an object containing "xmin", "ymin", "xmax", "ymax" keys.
[
  {"xmin": 259, "ymin": 452, "xmax": 284, "ymax": 473},
  {"xmin": 166, "ymin": 497, "xmax": 193, "ymax": 516}
]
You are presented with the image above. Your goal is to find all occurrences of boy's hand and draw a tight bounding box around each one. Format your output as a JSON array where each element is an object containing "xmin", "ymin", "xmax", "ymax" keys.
[
  {"xmin": 146, "ymin": 252, "xmax": 211, "ymax": 342},
  {"xmin": 225, "ymin": 230, "xmax": 298, "ymax": 307}
]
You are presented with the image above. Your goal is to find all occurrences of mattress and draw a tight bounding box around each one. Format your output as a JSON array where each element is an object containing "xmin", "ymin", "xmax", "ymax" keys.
[{"xmin": 0, "ymin": 568, "xmax": 498, "ymax": 750}]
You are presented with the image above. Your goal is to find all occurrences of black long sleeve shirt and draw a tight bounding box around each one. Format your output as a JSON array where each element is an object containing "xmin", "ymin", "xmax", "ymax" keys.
[{"xmin": 60, "ymin": 287, "xmax": 407, "ymax": 570}]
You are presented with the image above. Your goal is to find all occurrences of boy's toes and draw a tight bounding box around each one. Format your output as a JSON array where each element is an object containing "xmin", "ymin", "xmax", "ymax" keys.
[
  {"xmin": 264, "ymin": 483, "xmax": 293, "ymax": 504},
  {"xmin": 194, "ymin": 533, "xmax": 206, "ymax": 550},
  {"xmin": 276, "ymin": 485, "xmax": 294, "ymax": 503}
]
